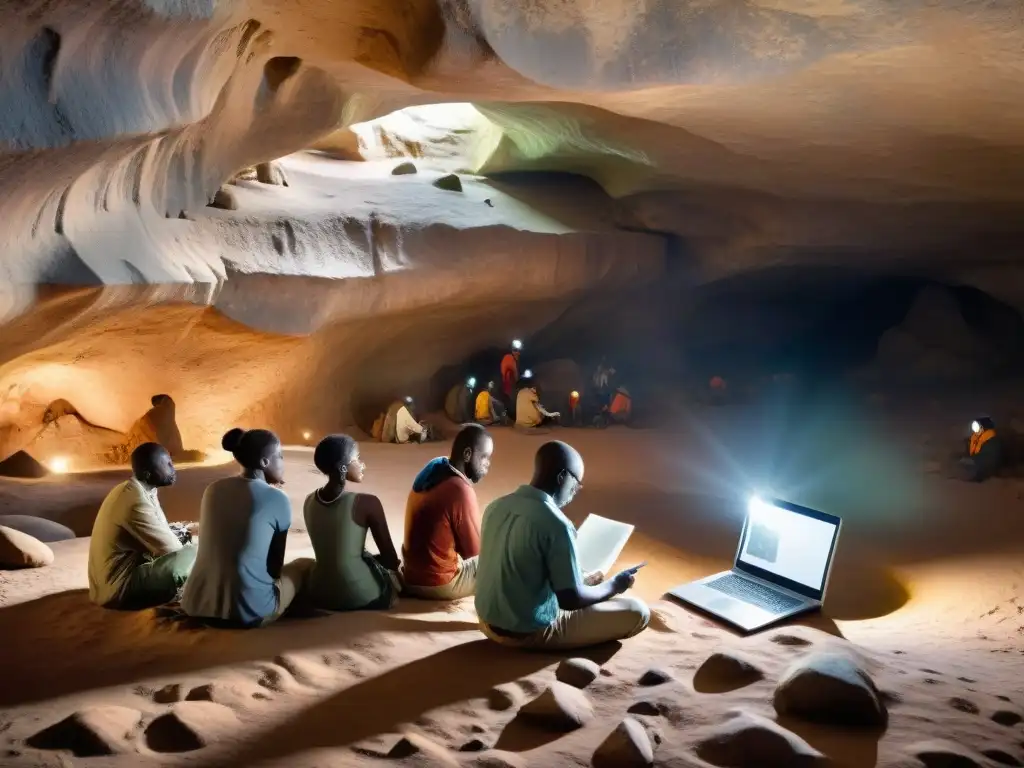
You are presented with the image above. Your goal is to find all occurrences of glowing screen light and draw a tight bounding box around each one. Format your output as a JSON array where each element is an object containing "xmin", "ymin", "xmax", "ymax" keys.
[
  {"xmin": 48, "ymin": 456, "xmax": 69, "ymax": 474},
  {"xmin": 511, "ymin": 339, "xmax": 523, "ymax": 350},
  {"xmin": 971, "ymin": 420, "xmax": 981, "ymax": 433}
]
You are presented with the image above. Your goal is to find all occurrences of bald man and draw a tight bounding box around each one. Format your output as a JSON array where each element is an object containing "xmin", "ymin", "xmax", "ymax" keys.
[
  {"xmin": 475, "ymin": 440, "xmax": 650, "ymax": 649},
  {"xmin": 89, "ymin": 443, "xmax": 197, "ymax": 609}
]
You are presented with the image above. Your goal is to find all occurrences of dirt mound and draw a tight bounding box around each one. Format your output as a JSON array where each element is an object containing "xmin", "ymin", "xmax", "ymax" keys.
[{"xmin": 0, "ymin": 450, "xmax": 50, "ymax": 478}]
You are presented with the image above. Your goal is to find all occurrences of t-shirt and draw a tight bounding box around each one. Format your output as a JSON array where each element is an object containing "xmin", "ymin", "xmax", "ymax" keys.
[
  {"xmin": 403, "ymin": 458, "xmax": 481, "ymax": 587},
  {"xmin": 516, "ymin": 388, "xmax": 543, "ymax": 427},
  {"xmin": 181, "ymin": 476, "xmax": 292, "ymax": 626},
  {"xmin": 475, "ymin": 391, "xmax": 492, "ymax": 421},
  {"xmin": 88, "ymin": 478, "xmax": 184, "ymax": 606},
  {"xmin": 475, "ymin": 484, "xmax": 582, "ymax": 633}
]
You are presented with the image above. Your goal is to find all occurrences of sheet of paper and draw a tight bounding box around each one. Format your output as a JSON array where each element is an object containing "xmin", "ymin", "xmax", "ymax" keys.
[{"xmin": 575, "ymin": 514, "xmax": 635, "ymax": 576}]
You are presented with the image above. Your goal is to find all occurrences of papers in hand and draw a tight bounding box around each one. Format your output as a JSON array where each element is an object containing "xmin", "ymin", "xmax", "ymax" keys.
[{"xmin": 575, "ymin": 514, "xmax": 635, "ymax": 576}]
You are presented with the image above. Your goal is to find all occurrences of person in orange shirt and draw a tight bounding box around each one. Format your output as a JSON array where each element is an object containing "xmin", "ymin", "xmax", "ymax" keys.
[
  {"xmin": 402, "ymin": 425, "xmax": 494, "ymax": 599},
  {"xmin": 500, "ymin": 340, "xmax": 522, "ymax": 400},
  {"xmin": 958, "ymin": 416, "xmax": 1003, "ymax": 482},
  {"xmin": 594, "ymin": 385, "xmax": 632, "ymax": 428}
]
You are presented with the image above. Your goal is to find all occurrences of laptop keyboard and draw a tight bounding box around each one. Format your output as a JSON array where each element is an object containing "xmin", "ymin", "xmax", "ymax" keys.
[{"xmin": 707, "ymin": 573, "xmax": 804, "ymax": 613}]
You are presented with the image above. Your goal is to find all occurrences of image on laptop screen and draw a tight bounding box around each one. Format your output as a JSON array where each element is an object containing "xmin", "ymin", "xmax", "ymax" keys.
[{"xmin": 738, "ymin": 498, "xmax": 839, "ymax": 591}]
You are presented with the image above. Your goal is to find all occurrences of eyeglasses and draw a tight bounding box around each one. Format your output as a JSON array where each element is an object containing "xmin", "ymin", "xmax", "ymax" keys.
[{"xmin": 565, "ymin": 469, "xmax": 583, "ymax": 491}]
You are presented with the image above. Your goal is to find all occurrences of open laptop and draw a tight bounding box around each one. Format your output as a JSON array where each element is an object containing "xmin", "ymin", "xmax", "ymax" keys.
[{"xmin": 668, "ymin": 496, "xmax": 842, "ymax": 633}]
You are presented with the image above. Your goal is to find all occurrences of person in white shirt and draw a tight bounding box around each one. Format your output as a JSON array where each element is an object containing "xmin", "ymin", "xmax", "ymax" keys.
[
  {"xmin": 88, "ymin": 443, "xmax": 196, "ymax": 609},
  {"xmin": 396, "ymin": 401, "xmax": 426, "ymax": 443},
  {"xmin": 516, "ymin": 385, "xmax": 561, "ymax": 429}
]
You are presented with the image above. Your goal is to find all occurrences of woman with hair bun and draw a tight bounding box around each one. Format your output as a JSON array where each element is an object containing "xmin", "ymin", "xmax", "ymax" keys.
[
  {"xmin": 182, "ymin": 427, "xmax": 312, "ymax": 627},
  {"xmin": 303, "ymin": 434, "xmax": 402, "ymax": 611}
]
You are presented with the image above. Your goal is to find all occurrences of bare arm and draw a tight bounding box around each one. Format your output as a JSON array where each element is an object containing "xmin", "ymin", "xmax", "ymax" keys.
[
  {"xmin": 556, "ymin": 579, "xmax": 623, "ymax": 611},
  {"xmin": 354, "ymin": 494, "xmax": 401, "ymax": 570}
]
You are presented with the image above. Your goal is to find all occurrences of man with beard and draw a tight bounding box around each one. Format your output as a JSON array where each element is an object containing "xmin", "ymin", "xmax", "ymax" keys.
[
  {"xmin": 475, "ymin": 440, "xmax": 650, "ymax": 649},
  {"xmin": 401, "ymin": 424, "xmax": 493, "ymax": 599},
  {"xmin": 88, "ymin": 442, "xmax": 197, "ymax": 609}
]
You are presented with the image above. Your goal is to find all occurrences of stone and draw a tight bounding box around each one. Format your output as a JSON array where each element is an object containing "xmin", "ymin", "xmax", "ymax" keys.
[
  {"xmin": 459, "ymin": 738, "xmax": 488, "ymax": 752},
  {"xmin": 27, "ymin": 706, "xmax": 142, "ymax": 757},
  {"xmin": 255, "ymin": 161, "xmax": 288, "ymax": 186},
  {"xmin": 773, "ymin": 652, "xmax": 887, "ymax": 728},
  {"xmin": 911, "ymin": 740, "xmax": 986, "ymax": 768},
  {"xmin": 693, "ymin": 650, "xmax": 765, "ymax": 692},
  {"xmin": 0, "ymin": 515, "xmax": 74, "ymax": 542},
  {"xmin": 0, "ymin": 526, "xmax": 53, "ymax": 569},
  {"xmin": 518, "ymin": 682, "xmax": 594, "ymax": 731},
  {"xmin": 637, "ymin": 667, "xmax": 673, "ymax": 686},
  {"xmin": 208, "ymin": 187, "xmax": 238, "ymax": 210},
  {"xmin": 626, "ymin": 700, "xmax": 662, "ymax": 717},
  {"xmin": 486, "ymin": 685, "xmax": 517, "ymax": 711},
  {"xmin": 467, "ymin": 752, "xmax": 526, "ymax": 768},
  {"xmin": 555, "ymin": 657, "xmax": 601, "ymax": 688},
  {"xmin": 592, "ymin": 717, "xmax": 655, "ymax": 768},
  {"xmin": 695, "ymin": 711, "xmax": 827, "ymax": 768},
  {"xmin": 391, "ymin": 161, "xmax": 417, "ymax": 175},
  {"xmin": 152, "ymin": 683, "xmax": 183, "ymax": 703},
  {"xmin": 991, "ymin": 709, "xmax": 1023, "ymax": 727},
  {"xmin": 432, "ymin": 173, "xmax": 463, "ymax": 192},
  {"xmin": 144, "ymin": 701, "xmax": 240, "ymax": 753}
]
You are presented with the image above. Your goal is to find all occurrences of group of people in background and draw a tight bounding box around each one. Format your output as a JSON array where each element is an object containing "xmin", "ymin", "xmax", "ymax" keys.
[{"xmin": 87, "ymin": 425, "xmax": 650, "ymax": 650}]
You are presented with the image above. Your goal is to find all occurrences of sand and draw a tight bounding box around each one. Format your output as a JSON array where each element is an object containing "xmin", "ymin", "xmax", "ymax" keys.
[{"xmin": 1, "ymin": 398, "xmax": 1023, "ymax": 768}]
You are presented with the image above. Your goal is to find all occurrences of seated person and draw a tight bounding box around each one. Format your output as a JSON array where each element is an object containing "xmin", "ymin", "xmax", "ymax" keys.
[
  {"xmin": 445, "ymin": 377, "xmax": 477, "ymax": 423},
  {"xmin": 402, "ymin": 425, "xmax": 493, "ymax": 599},
  {"xmin": 88, "ymin": 443, "xmax": 197, "ymax": 609},
  {"xmin": 475, "ymin": 441, "xmax": 650, "ymax": 650},
  {"xmin": 516, "ymin": 384, "xmax": 560, "ymax": 429},
  {"xmin": 475, "ymin": 381, "xmax": 507, "ymax": 425},
  {"xmin": 181, "ymin": 428, "xmax": 312, "ymax": 627},
  {"xmin": 382, "ymin": 397, "xmax": 427, "ymax": 444},
  {"xmin": 304, "ymin": 435, "xmax": 402, "ymax": 611},
  {"xmin": 595, "ymin": 386, "xmax": 633, "ymax": 427},
  {"xmin": 959, "ymin": 416, "xmax": 1003, "ymax": 482}
]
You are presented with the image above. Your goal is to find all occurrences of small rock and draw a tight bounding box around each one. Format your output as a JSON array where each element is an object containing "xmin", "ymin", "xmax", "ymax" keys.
[
  {"xmin": 696, "ymin": 711, "xmax": 826, "ymax": 768},
  {"xmin": 555, "ymin": 657, "xmax": 601, "ymax": 688},
  {"xmin": 519, "ymin": 682, "xmax": 594, "ymax": 731},
  {"xmin": 627, "ymin": 700, "xmax": 662, "ymax": 717},
  {"xmin": 992, "ymin": 709, "xmax": 1023, "ymax": 727},
  {"xmin": 208, "ymin": 187, "xmax": 238, "ymax": 210},
  {"xmin": 694, "ymin": 651, "xmax": 765, "ymax": 693},
  {"xmin": 186, "ymin": 682, "xmax": 260, "ymax": 710},
  {"xmin": 638, "ymin": 668, "xmax": 672, "ymax": 686},
  {"xmin": 467, "ymin": 751, "xmax": 526, "ymax": 768},
  {"xmin": 27, "ymin": 706, "xmax": 142, "ymax": 757},
  {"xmin": 770, "ymin": 633, "xmax": 813, "ymax": 647},
  {"xmin": 773, "ymin": 652, "xmax": 887, "ymax": 728},
  {"xmin": 949, "ymin": 697, "xmax": 979, "ymax": 714},
  {"xmin": 391, "ymin": 161, "xmax": 417, "ymax": 175},
  {"xmin": 144, "ymin": 701, "xmax": 239, "ymax": 753},
  {"xmin": 432, "ymin": 173, "xmax": 463, "ymax": 192},
  {"xmin": 153, "ymin": 683, "xmax": 183, "ymax": 704},
  {"xmin": 459, "ymin": 738, "xmax": 488, "ymax": 752},
  {"xmin": 487, "ymin": 685, "xmax": 517, "ymax": 711},
  {"xmin": 983, "ymin": 749, "xmax": 1022, "ymax": 767},
  {"xmin": 911, "ymin": 739, "xmax": 985, "ymax": 768},
  {"xmin": 592, "ymin": 717, "xmax": 655, "ymax": 768},
  {"xmin": 255, "ymin": 161, "xmax": 288, "ymax": 186}
]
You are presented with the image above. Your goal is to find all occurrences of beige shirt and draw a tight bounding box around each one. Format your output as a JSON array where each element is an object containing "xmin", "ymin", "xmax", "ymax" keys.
[
  {"xmin": 396, "ymin": 405, "xmax": 424, "ymax": 443},
  {"xmin": 516, "ymin": 387, "xmax": 553, "ymax": 427},
  {"xmin": 88, "ymin": 478, "xmax": 182, "ymax": 606}
]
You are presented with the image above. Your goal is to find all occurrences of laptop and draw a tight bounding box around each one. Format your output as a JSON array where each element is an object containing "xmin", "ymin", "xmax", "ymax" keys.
[{"xmin": 668, "ymin": 496, "xmax": 842, "ymax": 633}]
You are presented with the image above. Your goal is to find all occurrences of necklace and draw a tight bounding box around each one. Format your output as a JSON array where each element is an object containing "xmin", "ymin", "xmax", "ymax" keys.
[{"xmin": 316, "ymin": 487, "xmax": 345, "ymax": 505}]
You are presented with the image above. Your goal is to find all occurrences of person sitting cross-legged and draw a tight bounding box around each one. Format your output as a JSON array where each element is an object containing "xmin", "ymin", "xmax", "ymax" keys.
[
  {"xmin": 402, "ymin": 424, "xmax": 493, "ymax": 600},
  {"xmin": 88, "ymin": 442, "xmax": 197, "ymax": 610},
  {"xmin": 475, "ymin": 440, "xmax": 650, "ymax": 650}
]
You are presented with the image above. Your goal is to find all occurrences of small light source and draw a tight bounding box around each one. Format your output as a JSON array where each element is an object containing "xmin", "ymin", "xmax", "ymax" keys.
[
  {"xmin": 523, "ymin": 369, "xmax": 533, "ymax": 379},
  {"xmin": 405, "ymin": 395, "xmax": 413, "ymax": 404},
  {"xmin": 511, "ymin": 339, "xmax": 523, "ymax": 351},
  {"xmin": 971, "ymin": 420, "xmax": 981, "ymax": 433},
  {"xmin": 570, "ymin": 390, "xmax": 579, "ymax": 398},
  {"xmin": 49, "ymin": 456, "xmax": 69, "ymax": 474},
  {"xmin": 302, "ymin": 430, "xmax": 312, "ymax": 441},
  {"xmin": 467, "ymin": 377, "xmax": 477, "ymax": 388},
  {"xmin": 748, "ymin": 495, "xmax": 767, "ymax": 514}
]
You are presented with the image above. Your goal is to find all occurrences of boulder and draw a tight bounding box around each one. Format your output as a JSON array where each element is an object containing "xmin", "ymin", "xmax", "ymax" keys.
[
  {"xmin": 555, "ymin": 657, "xmax": 601, "ymax": 689},
  {"xmin": 694, "ymin": 650, "xmax": 765, "ymax": 693},
  {"xmin": 145, "ymin": 701, "xmax": 239, "ymax": 753},
  {"xmin": 432, "ymin": 173, "xmax": 463, "ymax": 192},
  {"xmin": 0, "ymin": 515, "xmax": 74, "ymax": 542},
  {"xmin": 27, "ymin": 706, "xmax": 142, "ymax": 757},
  {"xmin": 637, "ymin": 667, "xmax": 673, "ymax": 686},
  {"xmin": 255, "ymin": 161, "xmax": 288, "ymax": 186},
  {"xmin": 0, "ymin": 526, "xmax": 54, "ymax": 569},
  {"xmin": 910, "ymin": 739, "xmax": 986, "ymax": 768},
  {"xmin": 773, "ymin": 652, "xmax": 887, "ymax": 728},
  {"xmin": 518, "ymin": 682, "xmax": 594, "ymax": 731},
  {"xmin": 391, "ymin": 161, "xmax": 417, "ymax": 175},
  {"xmin": 695, "ymin": 711, "xmax": 826, "ymax": 768},
  {"xmin": 208, "ymin": 187, "xmax": 238, "ymax": 210},
  {"xmin": 592, "ymin": 717, "xmax": 655, "ymax": 768},
  {"xmin": 0, "ymin": 450, "xmax": 50, "ymax": 478}
]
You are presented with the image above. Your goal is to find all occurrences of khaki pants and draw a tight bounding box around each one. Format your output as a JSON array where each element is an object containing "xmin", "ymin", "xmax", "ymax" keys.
[
  {"xmin": 263, "ymin": 557, "xmax": 315, "ymax": 626},
  {"xmin": 404, "ymin": 556, "xmax": 478, "ymax": 600},
  {"xmin": 481, "ymin": 596, "xmax": 650, "ymax": 651}
]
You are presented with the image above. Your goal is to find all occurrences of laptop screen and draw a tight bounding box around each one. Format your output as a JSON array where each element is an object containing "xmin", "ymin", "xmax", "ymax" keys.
[{"xmin": 736, "ymin": 497, "xmax": 840, "ymax": 595}]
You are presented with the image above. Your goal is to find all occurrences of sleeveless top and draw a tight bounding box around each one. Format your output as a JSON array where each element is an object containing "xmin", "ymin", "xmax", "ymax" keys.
[{"xmin": 303, "ymin": 491, "xmax": 388, "ymax": 611}]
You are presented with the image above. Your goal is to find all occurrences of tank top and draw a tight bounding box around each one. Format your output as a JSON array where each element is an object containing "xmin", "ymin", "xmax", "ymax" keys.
[{"xmin": 303, "ymin": 491, "xmax": 387, "ymax": 610}]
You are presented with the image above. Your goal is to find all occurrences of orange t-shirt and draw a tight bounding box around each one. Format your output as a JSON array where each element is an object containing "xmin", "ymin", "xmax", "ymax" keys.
[
  {"xmin": 500, "ymin": 353, "xmax": 519, "ymax": 397},
  {"xmin": 402, "ymin": 474, "xmax": 481, "ymax": 587}
]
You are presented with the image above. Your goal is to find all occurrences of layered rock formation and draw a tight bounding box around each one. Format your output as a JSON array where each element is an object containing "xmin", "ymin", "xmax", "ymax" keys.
[{"xmin": 2, "ymin": 0, "xmax": 1023, "ymax": 461}]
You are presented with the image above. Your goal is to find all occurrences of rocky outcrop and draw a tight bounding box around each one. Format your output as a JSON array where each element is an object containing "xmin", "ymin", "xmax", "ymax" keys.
[
  {"xmin": 773, "ymin": 652, "xmax": 887, "ymax": 728},
  {"xmin": 0, "ymin": 525, "xmax": 53, "ymax": 569}
]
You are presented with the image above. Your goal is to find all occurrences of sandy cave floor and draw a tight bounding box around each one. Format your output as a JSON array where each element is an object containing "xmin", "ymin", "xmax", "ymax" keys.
[{"xmin": 1, "ymin": 397, "xmax": 1024, "ymax": 768}]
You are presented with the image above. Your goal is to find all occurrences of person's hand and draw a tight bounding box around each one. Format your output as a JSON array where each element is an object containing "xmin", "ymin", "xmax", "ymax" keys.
[
  {"xmin": 553, "ymin": 412, "xmax": 561, "ymax": 419},
  {"xmin": 610, "ymin": 568, "xmax": 637, "ymax": 594},
  {"xmin": 583, "ymin": 570, "xmax": 604, "ymax": 586},
  {"xmin": 186, "ymin": 522, "xmax": 200, "ymax": 537}
]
